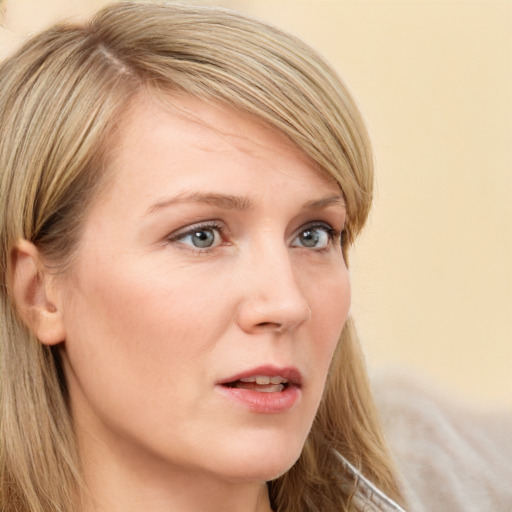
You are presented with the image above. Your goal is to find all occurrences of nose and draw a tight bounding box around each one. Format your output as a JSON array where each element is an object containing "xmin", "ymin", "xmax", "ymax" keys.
[{"xmin": 236, "ymin": 245, "xmax": 312, "ymax": 335}]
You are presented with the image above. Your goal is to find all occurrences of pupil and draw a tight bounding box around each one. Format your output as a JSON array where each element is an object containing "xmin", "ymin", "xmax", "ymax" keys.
[
  {"xmin": 193, "ymin": 230, "xmax": 214, "ymax": 248},
  {"xmin": 301, "ymin": 229, "xmax": 319, "ymax": 247}
]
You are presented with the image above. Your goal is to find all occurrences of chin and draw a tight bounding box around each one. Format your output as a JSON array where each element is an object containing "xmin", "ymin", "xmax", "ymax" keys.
[{"xmin": 213, "ymin": 442, "xmax": 303, "ymax": 484}]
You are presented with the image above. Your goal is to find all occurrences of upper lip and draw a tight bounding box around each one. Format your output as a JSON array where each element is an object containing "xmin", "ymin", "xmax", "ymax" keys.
[{"xmin": 218, "ymin": 365, "xmax": 303, "ymax": 387}]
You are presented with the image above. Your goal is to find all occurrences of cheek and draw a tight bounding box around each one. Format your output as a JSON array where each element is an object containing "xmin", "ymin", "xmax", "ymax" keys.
[
  {"xmin": 59, "ymin": 261, "xmax": 225, "ymax": 450},
  {"xmin": 306, "ymin": 266, "xmax": 350, "ymax": 389},
  {"xmin": 61, "ymin": 257, "xmax": 233, "ymax": 398},
  {"xmin": 313, "ymin": 264, "xmax": 350, "ymax": 338}
]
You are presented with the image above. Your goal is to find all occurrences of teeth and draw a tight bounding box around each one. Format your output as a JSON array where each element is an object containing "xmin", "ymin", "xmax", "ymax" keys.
[
  {"xmin": 258, "ymin": 384, "xmax": 284, "ymax": 393},
  {"xmin": 233, "ymin": 382, "xmax": 285, "ymax": 392},
  {"xmin": 239, "ymin": 375, "xmax": 288, "ymax": 385}
]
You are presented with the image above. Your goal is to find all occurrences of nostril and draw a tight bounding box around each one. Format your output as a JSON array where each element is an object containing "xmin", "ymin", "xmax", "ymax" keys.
[{"xmin": 256, "ymin": 321, "xmax": 282, "ymax": 331}]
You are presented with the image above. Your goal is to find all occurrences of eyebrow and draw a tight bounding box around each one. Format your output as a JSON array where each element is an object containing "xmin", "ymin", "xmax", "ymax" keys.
[
  {"xmin": 146, "ymin": 192, "xmax": 345, "ymax": 215},
  {"xmin": 300, "ymin": 194, "xmax": 346, "ymax": 211},
  {"xmin": 147, "ymin": 192, "xmax": 252, "ymax": 215}
]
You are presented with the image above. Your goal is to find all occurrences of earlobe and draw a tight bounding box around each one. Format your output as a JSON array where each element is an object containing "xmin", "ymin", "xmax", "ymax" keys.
[{"xmin": 10, "ymin": 239, "xmax": 66, "ymax": 345}]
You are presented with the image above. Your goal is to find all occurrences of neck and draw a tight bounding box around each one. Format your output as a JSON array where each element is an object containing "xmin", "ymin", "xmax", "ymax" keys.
[{"xmin": 77, "ymin": 429, "xmax": 273, "ymax": 512}]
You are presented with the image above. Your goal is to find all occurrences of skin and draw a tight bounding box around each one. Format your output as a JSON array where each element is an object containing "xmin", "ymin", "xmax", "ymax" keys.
[{"xmin": 48, "ymin": 93, "xmax": 351, "ymax": 512}]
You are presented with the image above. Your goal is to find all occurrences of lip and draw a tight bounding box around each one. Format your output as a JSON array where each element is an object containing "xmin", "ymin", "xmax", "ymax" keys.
[
  {"xmin": 216, "ymin": 365, "xmax": 302, "ymax": 414},
  {"xmin": 218, "ymin": 365, "xmax": 303, "ymax": 387}
]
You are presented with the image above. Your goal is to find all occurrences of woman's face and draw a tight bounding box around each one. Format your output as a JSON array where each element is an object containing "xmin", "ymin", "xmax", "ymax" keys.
[{"xmin": 56, "ymin": 94, "xmax": 350, "ymax": 485}]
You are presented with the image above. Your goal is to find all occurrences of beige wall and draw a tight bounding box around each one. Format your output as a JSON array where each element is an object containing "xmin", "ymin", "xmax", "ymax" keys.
[{"xmin": 1, "ymin": 0, "xmax": 510, "ymax": 408}]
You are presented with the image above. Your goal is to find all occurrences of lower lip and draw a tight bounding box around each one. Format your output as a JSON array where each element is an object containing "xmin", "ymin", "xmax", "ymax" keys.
[{"xmin": 217, "ymin": 385, "xmax": 301, "ymax": 414}]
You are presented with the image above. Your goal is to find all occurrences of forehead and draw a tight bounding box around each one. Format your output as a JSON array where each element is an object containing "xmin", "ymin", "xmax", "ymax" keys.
[
  {"xmin": 114, "ymin": 92, "xmax": 323, "ymax": 165},
  {"xmin": 101, "ymin": 92, "xmax": 340, "ymax": 203}
]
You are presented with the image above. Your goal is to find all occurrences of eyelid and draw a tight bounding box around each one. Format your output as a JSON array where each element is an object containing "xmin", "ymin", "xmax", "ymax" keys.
[
  {"xmin": 165, "ymin": 219, "xmax": 344, "ymax": 251},
  {"xmin": 290, "ymin": 220, "xmax": 341, "ymax": 250},
  {"xmin": 165, "ymin": 220, "xmax": 225, "ymax": 245},
  {"xmin": 293, "ymin": 220, "xmax": 338, "ymax": 238}
]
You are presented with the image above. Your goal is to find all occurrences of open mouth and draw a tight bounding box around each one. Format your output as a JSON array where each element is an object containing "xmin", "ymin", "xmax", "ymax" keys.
[
  {"xmin": 223, "ymin": 375, "xmax": 290, "ymax": 393},
  {"xmin": 217, "ymin": 367, "xmax": 302, "ymax": 413}
]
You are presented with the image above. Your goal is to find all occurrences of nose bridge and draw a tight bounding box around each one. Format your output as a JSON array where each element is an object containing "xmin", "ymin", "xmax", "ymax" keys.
[{"xmin": 237, "ymin": 236, "xmax": 311, "ymax": 333}]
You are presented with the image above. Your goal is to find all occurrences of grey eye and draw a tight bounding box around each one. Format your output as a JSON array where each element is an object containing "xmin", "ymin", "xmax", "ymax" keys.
[
  {"xmin": 177, "ymin": 227, "xmax": 221, "ymax": 248},
  {"xmin": 192, "ymin": 230, "xmax": 216, "ymax": 247},
  {"xmin": 292, "ymin": 226, "xmax": 331, "ymax": 249}
]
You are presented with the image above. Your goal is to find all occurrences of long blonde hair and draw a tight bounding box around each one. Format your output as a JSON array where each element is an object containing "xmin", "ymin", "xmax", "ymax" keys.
[{"xmin": 0, "ymin": 2, "xmax": 401, "ymax": 511}]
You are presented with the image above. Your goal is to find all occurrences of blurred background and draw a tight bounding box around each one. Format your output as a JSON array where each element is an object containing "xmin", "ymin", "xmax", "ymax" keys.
[{"xmin": 1, "ymin": 0, "xmax": 510, "ymax": 409}]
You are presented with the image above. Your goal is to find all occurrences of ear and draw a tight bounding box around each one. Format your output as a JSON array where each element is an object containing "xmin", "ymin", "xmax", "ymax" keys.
[{"xmin": 10, "ymin": 239, "xmax": 66, "ymax": 345}]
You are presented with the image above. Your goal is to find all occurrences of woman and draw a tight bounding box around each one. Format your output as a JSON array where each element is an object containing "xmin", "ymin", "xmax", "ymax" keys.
[{"xmin": 0, "ymin": 2, "xmax": 405, "ymax": 511}]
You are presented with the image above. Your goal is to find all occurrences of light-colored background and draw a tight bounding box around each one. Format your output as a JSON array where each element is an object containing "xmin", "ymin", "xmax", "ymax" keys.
[{"xmin": 1, "ymin": 0, "xmax": 510, "ymax": 408}]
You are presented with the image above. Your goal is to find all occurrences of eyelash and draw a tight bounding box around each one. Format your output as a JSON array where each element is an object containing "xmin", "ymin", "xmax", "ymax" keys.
[
  {"xmin": 167, "ymin": 221, "xmax": 226, "ymax": 253},
  {"xmin": 167, "ymin": 221, "xmax": 344, "ymax": 252},
  {"xmin": 293, "ymin": 222, "xmax": 343, "ymax": 252}
]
